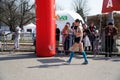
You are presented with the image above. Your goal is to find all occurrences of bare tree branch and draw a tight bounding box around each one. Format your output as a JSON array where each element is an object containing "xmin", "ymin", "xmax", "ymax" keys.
[
  {"xmin": 0, "ymin": 0, "xmax": 35, "ymax": 31},
  {"xmin": 72, "ymin": 0, "xmax": 90, "ymax": 21}
]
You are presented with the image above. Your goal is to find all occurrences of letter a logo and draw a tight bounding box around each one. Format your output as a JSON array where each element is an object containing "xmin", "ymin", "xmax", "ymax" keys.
[
  {"xmin": 107, "ymin": 0, "xmax": 113, "ymax": 8},
  {"xmin": 102, "ymin": 0, "xmax": 120, "ymax": 13}
]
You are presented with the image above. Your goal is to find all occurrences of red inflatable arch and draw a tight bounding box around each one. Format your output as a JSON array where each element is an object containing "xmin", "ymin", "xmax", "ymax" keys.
[{"xmin": 36, "ymin": 0, "xmax": 56, "ymax": 57}]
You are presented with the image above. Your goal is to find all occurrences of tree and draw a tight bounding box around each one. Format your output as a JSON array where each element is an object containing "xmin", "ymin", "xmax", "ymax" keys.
[
  {"xmin": 0, "ymin": 0, "xmax": 35, "ymax": 32},
  {"xmin": 0, "ymin": 0, "xmax": 17, "ymax": 31},
  {"xmin": 72, "ymin": 0, "xmax": 90, "ymax": 22},
  {"xmin": 17, "ymin": 0, "xmax": 35, "ymax": 30}
]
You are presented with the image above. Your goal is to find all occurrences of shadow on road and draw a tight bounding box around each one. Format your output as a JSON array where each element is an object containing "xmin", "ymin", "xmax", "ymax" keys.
[
  {"xmin": 27, "ymin": 63, "xmax": 81, "ymax": 69},
  {"xmin": 37, "ymin": 58, "xmax": 65, "ymax": 63},
  {"xmin": 27, "ymin": 58, "xmax": 82, "ymax": 68},
  {"xmin": 111, "ymin": 58, "xmax": 120, "ymax": 62},
  {"xmin": 0, "ymin": 53, "xmax": 36, "ymax": 61},
  {"xmin": 92, "ymin": 56, "xmax": 120, "ymax": 62},
  {"xmin": 112, "ymin": 59, "xmax": 120, "ymax": 62},
  {"xmin": 92, "ymin": 57, "xmax": 111, "ymax": 61}
]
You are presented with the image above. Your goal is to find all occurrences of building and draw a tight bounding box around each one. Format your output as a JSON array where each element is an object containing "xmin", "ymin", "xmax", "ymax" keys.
[{"xmin": 23, "ymin": 23, "xmax": 36, "ymax": 33}]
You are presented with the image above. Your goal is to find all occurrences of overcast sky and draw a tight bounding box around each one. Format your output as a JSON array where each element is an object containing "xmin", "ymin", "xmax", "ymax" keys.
[
  {"xmin": 87, "ymin": 0, "xmax": 103, "ymax": 16},
  {"xmin": 31, "ymin": 0, "xmax": 103, "ymax": 16},
  {"xmin": 56, "ymin": 0, "xmax": 103, "ymax": 16}
]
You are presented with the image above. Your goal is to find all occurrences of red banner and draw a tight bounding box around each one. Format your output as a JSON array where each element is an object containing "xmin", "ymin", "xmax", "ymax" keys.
[{"xmin": 102, "ymin": 0, "xmax": 120, "ymax": 13}]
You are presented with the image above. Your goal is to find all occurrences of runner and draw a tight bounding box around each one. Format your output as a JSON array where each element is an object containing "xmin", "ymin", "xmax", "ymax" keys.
[{"xmin": 67, "ymin": 19, "xmax": 88, "ymax": 64}]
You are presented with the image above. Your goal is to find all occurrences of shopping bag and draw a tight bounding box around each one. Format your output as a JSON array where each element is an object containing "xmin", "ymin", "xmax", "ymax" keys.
[{"xmin": 69, "ymin": 43, "xmax": 80, "ymax": 52}]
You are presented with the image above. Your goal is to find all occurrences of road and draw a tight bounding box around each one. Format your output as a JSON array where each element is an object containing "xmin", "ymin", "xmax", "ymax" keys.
[{"xmin": 0, "ymin": 52, "xmax": 120, "ymax": 80}]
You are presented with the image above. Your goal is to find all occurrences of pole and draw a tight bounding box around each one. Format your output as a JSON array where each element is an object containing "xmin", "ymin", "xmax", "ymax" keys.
[{"xmin": 107, "ymin": 12, "xmax": 114, "ymax": 24}]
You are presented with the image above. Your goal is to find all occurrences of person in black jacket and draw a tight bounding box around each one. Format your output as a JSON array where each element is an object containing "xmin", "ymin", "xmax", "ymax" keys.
[
  {"xmin": 56, "ymin": 24, "xmax": 60, "ymax": 53},
  {"xmin": 105, "ymin": 22, "xmax": 118, "ymax": 57},
  {"xmin": 88, "ymin": 22, "xmax": 96, "ymax": 51}
]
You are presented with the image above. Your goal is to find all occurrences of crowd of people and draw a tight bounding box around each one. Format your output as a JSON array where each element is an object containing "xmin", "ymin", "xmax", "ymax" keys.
[{"xmin": 56, "ymin": 19, "xmax": 118, "ymax": 61}]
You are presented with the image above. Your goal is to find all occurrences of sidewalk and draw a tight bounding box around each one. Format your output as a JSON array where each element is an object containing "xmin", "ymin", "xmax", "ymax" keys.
[
  {"xmin": 0, "ymin": 42, "xmax": 35, "ymax": 52},
  {"xmin": 1, "ymin": 42, "xmax": 33, "ymax": 46},
  {"xmin": 0, "ymin": 42, "xmax": 120, "ymax": 55},
  {"xmin": 0, "ymin": 52, "xmax": 120, "ymax": 80}
]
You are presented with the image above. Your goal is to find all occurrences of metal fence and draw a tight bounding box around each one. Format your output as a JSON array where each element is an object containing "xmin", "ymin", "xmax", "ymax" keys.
[
  {"xmin": 0, "ymin": 32, "xmax": 34, "ymax": 52},
  {"xmin": 57, "ymin": 33, "xmax": 120, "ymax": 56},
  {"xmin": 0, "ymin": 32, "xmax": 34, "ymax": 41},
  {"xmin": 0, "ymin": 31, "xmax": 120, "ymax": 55}
]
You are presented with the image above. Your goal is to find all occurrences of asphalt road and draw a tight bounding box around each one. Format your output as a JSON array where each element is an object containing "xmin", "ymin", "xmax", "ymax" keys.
[{"xmin": 0, "ymin": 52, "xmax": 120, "ymax": 80}]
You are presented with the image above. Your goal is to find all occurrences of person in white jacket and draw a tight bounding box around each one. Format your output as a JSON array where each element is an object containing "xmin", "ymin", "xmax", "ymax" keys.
[{"xmin": 14, "ymin": 27, "xmax": 21, "ymax": 49}]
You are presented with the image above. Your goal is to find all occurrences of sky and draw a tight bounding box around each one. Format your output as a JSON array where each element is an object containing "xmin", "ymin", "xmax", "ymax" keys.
[
  {"xmin": 56, "ymin": 0, "xmax": 103, "ymax": 16},
  {"xmin": 87, "ymin": 0, "xmax": 103, "ymax": 16},
  {"xmin": 31, "ymin": 0, "xmax": 103, "ymax": 16}
]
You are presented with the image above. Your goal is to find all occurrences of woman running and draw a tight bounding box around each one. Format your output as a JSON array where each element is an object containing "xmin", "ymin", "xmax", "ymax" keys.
[{"xmin": 67, "ymin": 19, "xmax": 88, "ymax": 64}]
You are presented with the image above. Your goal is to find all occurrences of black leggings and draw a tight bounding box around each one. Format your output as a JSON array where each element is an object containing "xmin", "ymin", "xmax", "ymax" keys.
[
  {"xmin": 105, "ymin": 37, "xmax": 114, "ymax": 53},
  {"xmin": 63, "ymin": 36, "xmax": 69, "ymax": 51}
]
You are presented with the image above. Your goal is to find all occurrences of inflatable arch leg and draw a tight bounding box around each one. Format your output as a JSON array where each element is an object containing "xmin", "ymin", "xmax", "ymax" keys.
[{"xmin": 36, "ymin": 0, "xmax": 56, "ymax": 57}]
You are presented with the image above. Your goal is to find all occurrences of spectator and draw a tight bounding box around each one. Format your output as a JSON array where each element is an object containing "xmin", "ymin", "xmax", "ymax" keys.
[
  {"xmin": 14, "ymin": 26, "xmax": 21, "ymax": 50},
  {"xmin": 82, "ymin": 24, "xmax": 91, "ymax": 51},
  {"xmin": 61, "ymin": 22, "xmax": 70, "ymax": 55},
  {"xmin": 93, "ymin": 30, "xmax": 100, "ymax": 57},
  {"xmin": 0, "ymin": 41, "xmax": 1, "ymax": 50},
  {"xmin": 32, "ymin": 29, "xmax": 36, "ymax": 46},
  {"xmin": 69, "ymin": 22, "xmax": 75, "ymax": 47},
  {"xmin": 88, "ymin": 22, "xmax": 96, "ymax": 51},
  {"xmin": 56, "ymin": 25, "xmax": 60, "ymax": 53},
  {"xmin": 105, "ymin": 22, "xmax": 118, "ymax": 57}
]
